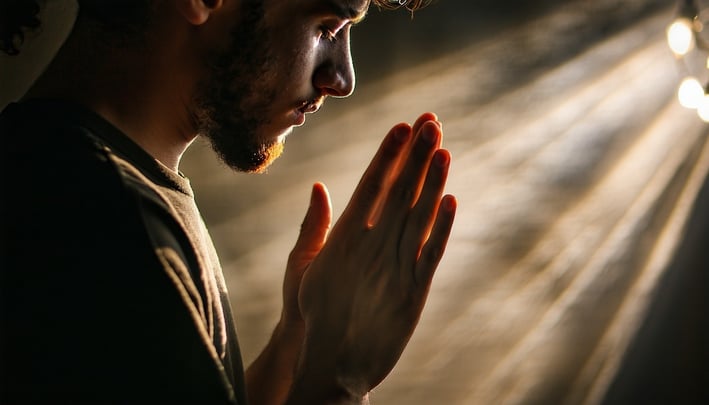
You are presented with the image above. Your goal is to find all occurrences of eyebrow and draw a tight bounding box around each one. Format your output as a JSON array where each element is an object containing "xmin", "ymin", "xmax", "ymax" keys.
[{"xmin": 320, "ymin": 0, "xmax": 369, "ymax": 24}]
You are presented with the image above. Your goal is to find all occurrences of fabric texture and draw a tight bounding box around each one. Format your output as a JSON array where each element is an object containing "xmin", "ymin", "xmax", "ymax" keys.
[{"xmin": 0, "ymin": 99, "xmax": 246, "ymax": 404}]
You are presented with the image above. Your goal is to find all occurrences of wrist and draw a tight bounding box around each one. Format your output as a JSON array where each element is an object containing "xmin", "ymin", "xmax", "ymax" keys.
[
  {"xmin": 286, "ymin": 334, "xmax": 369, "ymax": 405},
  {"xmin": 262, "ymin": 318, "xmax": 305, "ymax": 374},
  {"xmin": 286, "ymin": 372, "xmax": 367, "ymax": 405},
  {"xmin": 277, "ymin": 311, "xmax": 305, "ymax": 341},
  {"xmin": 245, "ymin": 320, "xmax": 307, "ymax": 405}
]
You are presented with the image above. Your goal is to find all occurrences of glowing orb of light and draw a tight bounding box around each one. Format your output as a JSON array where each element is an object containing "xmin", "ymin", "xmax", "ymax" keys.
[
  {"xmin": 667, "ymin": 18, "xmax": 695, "ymax": 56},
  {"xmin": 678, "ymin": 77, "xmax": 705, "ymax": 109},
  {"xmin": 698, "ymin": 95, "xmax": 709, "ymax": 122}
]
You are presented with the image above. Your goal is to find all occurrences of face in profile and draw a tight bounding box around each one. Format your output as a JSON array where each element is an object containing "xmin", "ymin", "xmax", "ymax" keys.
[{"xmin": 192, "ymin": 0, "xmax": 361, "ymax": 173}]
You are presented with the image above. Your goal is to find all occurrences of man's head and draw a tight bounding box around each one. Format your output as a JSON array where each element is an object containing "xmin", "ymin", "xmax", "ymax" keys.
[
  {"xmin": 1, "ymin": 0, "xmax": 431, "ymax": 173},
  {"xmin": 190, "ymin": 0, "xmax": 364, "ymax": 173}
]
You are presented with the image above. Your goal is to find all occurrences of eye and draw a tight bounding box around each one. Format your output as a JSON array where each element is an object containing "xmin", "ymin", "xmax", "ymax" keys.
[{"xmin": 319, "ymin": 25, "xmax": 338, "ymax": 43}]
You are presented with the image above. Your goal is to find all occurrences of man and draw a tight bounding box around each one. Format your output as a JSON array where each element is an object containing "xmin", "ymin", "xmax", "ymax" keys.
[{"xmin": 0, "ymin": 0, "xmax": 456, "ymax": 404}]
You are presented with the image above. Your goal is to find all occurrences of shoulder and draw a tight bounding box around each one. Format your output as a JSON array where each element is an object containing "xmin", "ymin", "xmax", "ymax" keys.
[
  {"xmin": 0, "ymin": 100, "xmax": 165, "ymax": 289},
  {"xmin": 0, "ymin": 100, "xmax": 192, "ymax": 288},
  {"xmin": 0, "ymin": 101, "xmax": 239, "ymax": 402},
  {"xmin": 1, "ymin": 100, "xmax": 125, "ymax": 198}
]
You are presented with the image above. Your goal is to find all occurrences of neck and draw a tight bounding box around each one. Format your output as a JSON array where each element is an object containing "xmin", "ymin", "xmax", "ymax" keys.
[{"xmin": 24, "ymin": 19, "xmax": 198, "ymax": 172}]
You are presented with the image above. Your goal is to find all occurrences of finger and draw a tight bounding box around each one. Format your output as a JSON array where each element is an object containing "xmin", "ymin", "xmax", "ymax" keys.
[
  {"xmin": 400, "ymin": 149, "xmax": 450, "ymax": 272},
  {"xmin": 369, "ymin": 113, "xmax": 440, "ymax": 227},
  {"xmin": 414, "ymin": 195, "xmax": 457, "ymax": 287},
  {"xmin": 399, "ymin": 113, "xmax": 439, "ymax": 173},
  {"xmin": 379, "ymin": 121, "xmax": 441, "ymax": 226},
  {"xmin": 340, "ymin": 124, "xmax": 412, "ymax": 229},
  {"xmin": 288, "ymin": 183, "xmax": 332, "ymax": 270},
  {"xmin": 391, "ymin": 112, "xmax": 439, "ymax": 179},
  {"xmin": 411, "ymin": 112, "xmax": 439, "ymax": 141}
]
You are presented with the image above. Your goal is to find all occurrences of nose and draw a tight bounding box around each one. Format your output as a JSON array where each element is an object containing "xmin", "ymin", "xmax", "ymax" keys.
[{"xmin": 313, "ymin": 38, "xmax": 356, "ymax": 98}]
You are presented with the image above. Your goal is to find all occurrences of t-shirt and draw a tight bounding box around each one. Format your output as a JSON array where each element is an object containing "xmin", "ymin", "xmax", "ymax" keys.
[{"xmin": 0, "ymin": 99, "xmax": 246, "ymax": 404}]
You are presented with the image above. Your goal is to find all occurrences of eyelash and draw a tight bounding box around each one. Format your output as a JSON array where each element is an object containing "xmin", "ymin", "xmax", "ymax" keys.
[{"xmin": 319, "ymin": 26, "xmax": 337, "ymax": 43}]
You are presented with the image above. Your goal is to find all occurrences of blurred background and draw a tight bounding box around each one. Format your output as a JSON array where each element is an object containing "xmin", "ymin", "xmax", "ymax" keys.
[{"xmin": 3, "ymin": 0, "xmax": 708, "ymax": 403}]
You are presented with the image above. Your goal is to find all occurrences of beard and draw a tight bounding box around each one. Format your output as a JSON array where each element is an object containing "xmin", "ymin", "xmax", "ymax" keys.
[{"xmin": 191, "ymin": 1, "xmax": 284, "ymax": 173}]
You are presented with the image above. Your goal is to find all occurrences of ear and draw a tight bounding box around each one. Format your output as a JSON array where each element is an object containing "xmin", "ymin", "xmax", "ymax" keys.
[{"xmin": 176, "ymin": 0, "xmax": 224, "ymax": 26}]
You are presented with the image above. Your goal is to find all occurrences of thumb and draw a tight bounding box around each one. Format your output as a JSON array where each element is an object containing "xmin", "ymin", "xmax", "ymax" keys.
[{"xmin": 288, "ymin": 182, "xmax": 332, "ymax": 270}]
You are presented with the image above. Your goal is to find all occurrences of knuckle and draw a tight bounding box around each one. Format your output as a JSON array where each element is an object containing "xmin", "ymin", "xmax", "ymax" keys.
[
  {"xmin": 423, "ymin": 244, "xmax": 442, "ymax": 264},
  {"xmin": 392, "ymin": 182, "xmax": 414, "ymax": 203}
]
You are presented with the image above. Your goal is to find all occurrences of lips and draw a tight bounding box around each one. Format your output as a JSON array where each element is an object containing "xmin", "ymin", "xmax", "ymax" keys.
[
  {"xmin": 297, "ymin": 98, "xmax": 324, "ymax": 115},
  {"xmin": 292, "ymin": 98, "xmax": 324, "ymax": 126}
]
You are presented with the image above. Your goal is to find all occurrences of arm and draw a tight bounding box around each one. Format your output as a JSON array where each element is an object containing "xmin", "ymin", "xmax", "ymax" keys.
[{"xmin": 245, "ymin": 320, "xmax": 304, "ymax": 405}]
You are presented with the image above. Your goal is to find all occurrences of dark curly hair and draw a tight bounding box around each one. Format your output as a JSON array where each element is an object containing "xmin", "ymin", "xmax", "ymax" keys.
[{"xmin": 0, "ymin": 0, "xmax": 433, "ymax": 56}]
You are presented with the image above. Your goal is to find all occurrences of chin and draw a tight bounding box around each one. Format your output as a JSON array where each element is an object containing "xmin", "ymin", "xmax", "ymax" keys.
[
  {"xmin": 253, "ymin": 141, "xmax": 285, "ymax": 173},
  {"xmin": 243, "ymin": 127, "xmax": 289, "ymax": 174}
]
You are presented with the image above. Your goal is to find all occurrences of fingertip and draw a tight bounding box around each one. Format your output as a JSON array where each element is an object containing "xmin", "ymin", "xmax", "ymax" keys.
[
  {"xmin": 312, "ymin": 181, "xmax": 326, "ymax": 194},
  {"xmin": 433, "ymin": 149, "xmax": 451, "ymax": 168},
  {"xmin": 421, "ymin": 121, "xmax": 442, "ymax": 148},
  {"xmin": 414, "ymin": 112, "xmax": 443, "ymax": 131},
  {"xmin": 418, "ymin": 112, "xmax": 438, "ymax": 122},
  {"xmin": 312, "ymin": 181, "xmax": 331, "ymax": 202},
  {"xmin": 305, "ymin": 183, "xmax": 332, "ymax": 230},
  {"xmin": 390, "ymin": 121, "xmax": 412, "ymax": 131},
  {"xmin": 390, "ymin": 123, "xmax": 412, "ymax": 145},
  {"xmin": 309, "ymin": 183, "xmax": 319, "ymax": 204},
  {"xmin": 442, "ymin": 194, "xmax": 457, "ymax": 213},
  {"xmin": 412, "ymin": 114, "xmax": 433, "ymax": 132}
]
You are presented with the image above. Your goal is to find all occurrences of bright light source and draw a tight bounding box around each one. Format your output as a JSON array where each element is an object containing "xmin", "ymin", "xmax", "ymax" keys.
[
  {"xmin": 667, "ymin": 18, "xmax": 695, "ymax": 56},
  {"xmin": 678, "ymin": 77, "xmax": 705, "ymax": 108}
]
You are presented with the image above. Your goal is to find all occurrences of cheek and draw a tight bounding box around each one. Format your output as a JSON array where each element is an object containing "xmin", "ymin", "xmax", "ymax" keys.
[
  {"xmin": 265, "ymin": 4, "xmax": 321, "ymax": 88},
  {"xmin": 278, "ymin": 32, "xmax": 320, "ymax": 92}
]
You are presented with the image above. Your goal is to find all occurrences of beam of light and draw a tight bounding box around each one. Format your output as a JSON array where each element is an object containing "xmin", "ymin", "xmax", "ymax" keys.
[
  {"xmin": 667, "ymin": 18, "xmax": 695, "ymax": 56},
  {"xmin": 467, "ymin": 101, "xmax": 706, "ymax": 405},
  {"xmin": 577, "ymin": 132, "xmax": 709, "ymax": 405},
  {"xmin": 180, "ymin": 3, "xmax": 706, "ymax": 405}
]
